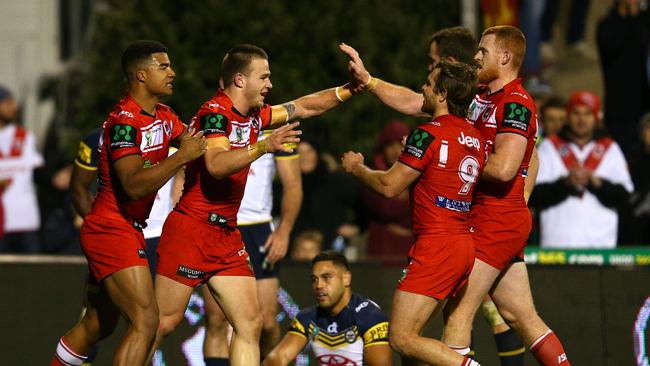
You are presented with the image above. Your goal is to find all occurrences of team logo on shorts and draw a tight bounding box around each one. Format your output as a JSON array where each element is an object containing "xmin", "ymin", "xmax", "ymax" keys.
[
  {"xmin": 176, "ymin": 265, "xmax": 205, "ymax": 280},
  {"xmin": 399, "ymin": 268, "xmax": 409, "ymax": 283},
  {"xmin": 137, "ymin": 249, "xmax": 147, "ymax": 258}
]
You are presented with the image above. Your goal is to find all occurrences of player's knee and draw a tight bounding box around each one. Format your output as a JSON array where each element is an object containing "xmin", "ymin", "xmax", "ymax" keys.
[
  {"xmin": 205, "ymin": 314, "xmax": 229, "ymax": 337},
  {"xmin": 261, "ymin": 311, "xmax": 279, "ymax": 332},
  {"xmin": 133, "ymin": 308, "xmax": 159, "ymax": 337},
  {"xmin": 157, "ymin": 312, "xmax": 183, "ymax": 337},
  {"xmin": 233, "ymin": 311, "xmax": 263, "ymax": 340},
  {"xmin": 388, "ymin": 326, "xmax": 413, "ymax": 356}
]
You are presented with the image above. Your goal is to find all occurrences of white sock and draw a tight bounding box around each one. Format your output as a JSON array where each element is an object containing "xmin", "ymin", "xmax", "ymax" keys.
[
  {"xmin": 448, "ymin": 345, "xmax": 471, "ymax": 356},
  {"xmin": 55, "ymin": 337, "xmax": 87, "ymax": 366}
]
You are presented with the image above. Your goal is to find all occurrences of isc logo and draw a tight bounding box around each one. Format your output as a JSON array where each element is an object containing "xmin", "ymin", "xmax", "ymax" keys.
[
  {"xmin": 458, "ymin": 131, "xmax": 481, "ymax": 151},
  {"xmin": 558, "ymin": 353, "xmax": 567, "ymax": 362}
]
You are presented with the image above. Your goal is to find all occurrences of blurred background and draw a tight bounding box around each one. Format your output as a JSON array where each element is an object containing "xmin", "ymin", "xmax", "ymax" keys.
[{"xmin": 0, "ymin": 0, "xmax": 649, "ymax": 365}]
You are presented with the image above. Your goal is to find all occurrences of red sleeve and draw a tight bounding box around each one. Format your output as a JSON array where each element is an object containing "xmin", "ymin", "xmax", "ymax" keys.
[
  {"xmin": 497, "ymin": 95, "xmax": 536, "ymax": 138},
  {"xmin": 106, "ymin": 116, "xmax": 141, "ymax": 162},
  {"xmin": 196, "ymin": 106, "xmax": 230, "ymax": 138},
  {"xmin": 259, "ymin": 104, "xmax": 272, "ymax": 129},
  {"xmin": 170, "ymin": 113, "xmax": 185, "ymax": 140},
  {"xmin": 398, "ymin": 126, "xmax": 437, "ymax": 172}
]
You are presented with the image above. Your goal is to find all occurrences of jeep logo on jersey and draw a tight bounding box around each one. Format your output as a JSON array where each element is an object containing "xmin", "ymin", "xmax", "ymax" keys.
[
  {"xmin": 201, "ymin": 113, "xmax": 228, "ymax": 135},
  {"xmin": 458, "ymin": 132, "xmax": 481, "ymax": 151},
  {"xmin": 109, "ymin": 124, "xmax": 137, "ymax": 149},
  {"xmin": 503, "ymin": 102, "xmax": 531, "ymax": 132},
  {"xmin": 404, "ymin": 128, "xmax": 434, "ymax": 159}
]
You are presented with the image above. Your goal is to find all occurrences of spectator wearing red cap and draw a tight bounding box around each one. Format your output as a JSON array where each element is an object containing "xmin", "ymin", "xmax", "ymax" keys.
[
  {"xmin": 359, "ymin": 120, "xmax": 414, "ymax": 262},
  {"xmin": 530, "ymin": 90, "xmax": 634, "ymax": 248}
]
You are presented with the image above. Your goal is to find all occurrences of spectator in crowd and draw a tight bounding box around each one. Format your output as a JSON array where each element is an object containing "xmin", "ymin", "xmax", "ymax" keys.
[
  {"xmin": 628, "ymin": 112, "xmax": 650, "ymax": 244},
  {"xmin": 539, "ymin": 96, "xmax": 567, "ymax": 140},
  {"xmin": 531, "ymin": 91, "xmax": 634, "ymax": 248},
  {"xmin": 360, "ymin": 120, "xmax": 413, "ymax": 263},
  {"xmin": 0, "ymin": 85, "xmax": 44, "ymax": 253},
  {"xmin": 292, "ymin": 140, "xmax": 360, "ymax": 249},
  {"xmin": 291, "ymin": 230, "xmax": 323, "ymax": 262},
  {"xmin": 540, "ymin": 0, "xmax": 595, "ymax": 64},
  {"xmin": 597, "ymin": 0, "xmax": 650, "ymax": 151}
]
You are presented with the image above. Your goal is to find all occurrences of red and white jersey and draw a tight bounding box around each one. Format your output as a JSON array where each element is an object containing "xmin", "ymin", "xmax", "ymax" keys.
[
  {"xmin": 92, "ymin": 95, "xmax": 184, "ymax": 225},
  {"xmin": 468, "ymin": 78, "xmax": 538, "ymax": 207},
  {"xmin": 398, "ymin": 114, "xmax": 487, "ymax": 236},
  {"xmin": 537, "ymin": 135, "xmax": 633, "ymax": 248},
  {"xmin": 176, "ymin": 90, "xmax": 273, "ymax": 225},
  {"xmin": 0, "ymin": 124, "xmax": 44, "ymax": 232}
]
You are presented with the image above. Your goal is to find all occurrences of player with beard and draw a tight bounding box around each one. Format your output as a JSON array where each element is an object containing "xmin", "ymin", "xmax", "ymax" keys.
[
  {"xmin": 342, "ymin": 60, "xmax": 486, "ymax": 366},
  {"xmin": 263, "ymin": 251, "xmax": 391, "ymax": 366},
  {"xmin": 150, "ymin": 44, "xmax": 359, "ymax": 365}
]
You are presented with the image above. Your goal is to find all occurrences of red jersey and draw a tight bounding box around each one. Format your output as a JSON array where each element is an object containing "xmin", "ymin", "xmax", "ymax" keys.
[
  {"xmin": 398, "ymin": 114, "xmax": 487, "ymax": 236},
  {"xmin": 92, "ymin": 95, "xmax": 185, "ymax": 225},
  {"xmin": 468, "ymin": 78, "xmax": 537, "ymax": 207},
  {"xmin": 176, "ymin": 90, "xmax": 272, "ymax": 225}
]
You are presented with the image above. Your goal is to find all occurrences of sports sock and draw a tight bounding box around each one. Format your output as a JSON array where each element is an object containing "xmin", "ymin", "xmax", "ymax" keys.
[
  {"xmin": 52, "ymin": 337, "xmax": 87, "ymax": 366},
  {"xmin": 204, "ymin": 357, "xmax": 230, "ymax": 366},
  {"xmin": 530, "ymin": 330, "xmax": 570, "ymax": 365},
  {"xmin": 494, "ymin": 329, "xmax": 525, "ymax": 366},
  {"xmin": 461, "ymin": 356, "xmax": 481, "ymax": 366},
  {"xmin": 449, "ymin": 345, "xmax": 471, "ymax": 356}
]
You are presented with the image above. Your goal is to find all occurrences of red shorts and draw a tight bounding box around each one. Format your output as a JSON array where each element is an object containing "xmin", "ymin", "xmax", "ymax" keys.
[
  {"xmin": 397, "ymin": 234, "xmax": 475, "ymax": 300},
  {"xmin": 80, "ymin": 213, "xmax": 148, "ymax": 282},
  {"xmin": 470, "ymin": 204, "xmax": 532, "ymax": 271},
  {"xmin": 156, "ymin": 210, "xmax": 254, "ymax": 287}
]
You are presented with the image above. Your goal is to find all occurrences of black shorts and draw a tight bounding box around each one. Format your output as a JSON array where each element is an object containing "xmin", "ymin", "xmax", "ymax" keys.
[{"xmin": 240, "ymin": 222, "xmax": 280, "ymax": 279}]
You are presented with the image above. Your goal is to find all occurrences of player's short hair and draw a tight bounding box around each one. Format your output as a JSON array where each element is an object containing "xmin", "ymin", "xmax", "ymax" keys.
[
  {"xmin": 312, "ymin": 251, "xmax": 350, "ymax": 271},
  {"xmin": 540, "ymin": 96, "xmax": 566, "ymax": 115},
  {"xmin": 121, "ymin": 40, "xmax": 169, "ymax": 82},
  {"xmin": 221, "ymin": 44, "xmax": 268, "ymax": 87},
  {"xmin": 434, "ymin": 60, "xmax": 478, "ymax": 118},
  {"xmin": 482, "ymin": 25, "xmax": 526, "ymax": 70},
  {"xmin": 430, "ymin": 26, "xmax": 478, "ymax": 67}
]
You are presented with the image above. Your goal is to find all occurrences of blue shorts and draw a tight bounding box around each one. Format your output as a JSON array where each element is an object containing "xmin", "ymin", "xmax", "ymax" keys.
[{"xmin": 240, "ymin": 222, "xmax": 280, "ymax": 280}]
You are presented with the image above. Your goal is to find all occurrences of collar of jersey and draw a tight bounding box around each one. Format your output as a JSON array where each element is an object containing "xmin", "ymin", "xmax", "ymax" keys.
[
  {"xmin": 123, "ymin": 94, "xmax": 157, "ymax": 118},
  {"xmin": 485, "ymin": 77, "xmax": 523, "ymax": 98}
]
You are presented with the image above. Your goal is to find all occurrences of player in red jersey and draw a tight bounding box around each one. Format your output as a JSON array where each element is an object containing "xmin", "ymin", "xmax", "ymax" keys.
[
  {"xmin": 342, "ymin": 60, "xmax": 485, "ymax": 366},
  {"xmin": 51, "ymin": 40, "xmax": 207, "ymax": 366},
  {"xmin": 440, "ymin": 26, "xmax": 569, "ymax": 366},
  {"xmin": 150, "ymin": 44, "xmax": 359, "ymax": 365}
]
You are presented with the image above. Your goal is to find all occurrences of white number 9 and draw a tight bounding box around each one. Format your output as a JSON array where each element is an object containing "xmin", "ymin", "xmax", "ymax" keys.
[{"xmin": 458, "ymin": 155, "xmax": 480, "ymax": 195}]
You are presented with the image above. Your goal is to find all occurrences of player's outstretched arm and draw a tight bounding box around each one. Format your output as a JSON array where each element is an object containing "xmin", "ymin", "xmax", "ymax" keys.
[
  {"xmin": 204, "ymin": 122, "xmax": 301, "ymax": 179},
  {"xmin": 481, "ymin": 133, "xmax": 528, "ymax": 183},
  {"xmin": 341, "ymin": 151, "xmax": 420, "ymax": 198},
  {"xmin": 524, "ymin": 146, "xmax": 539, "ymax": 204},
  {"xmin": 264, "ymin": 155, "xmax": 303, "ymax": 263},
  {"xmin": 113, "ymin": 129, "xmax": 206, "ymax": 200},
  {"xmin": 268, "ymin": 83, "xmax": 356, "ymax": 128},
  {"xmin": 262, "ymin": 333, "xmax": 308, "ymax": 366},
  {"xmin": 339, "ymin": 43, "xmax": 429, "ymax": 118}
]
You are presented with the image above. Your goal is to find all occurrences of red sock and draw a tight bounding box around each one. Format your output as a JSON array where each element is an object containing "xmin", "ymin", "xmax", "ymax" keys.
[
  {"xmin": 51, "ymin": 337, "xmax": 87, "ymax": 366},
  {"xmin": 530, "ymin": 330, "xmax": 570, "ymax": 365},
  {"xmin": 461, "ymin": 356, "xmax": 481, "ymax": 366}
]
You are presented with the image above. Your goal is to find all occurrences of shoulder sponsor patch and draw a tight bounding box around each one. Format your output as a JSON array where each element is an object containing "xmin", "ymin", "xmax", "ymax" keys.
[
  {"xmin": 200, "ymin": 113, "xmax": 228, "ymax": 135},
  {"xmin": 404, "ymin": 128, "xmax": 434, "ymax": 159},
  {"xmin": 77, "ymin": 141, "xmax": 93, "ymax": 164},
  {"xmin": 363, "ymin": 321, "xmax": 389, "ymax": 344},
  {"xmin": 502, "ymin": 102, "xmax": 531, "ymax": 132},
  {"xmin": 109, "ymin": 124, "xmax": 137, "ymax": 149}
]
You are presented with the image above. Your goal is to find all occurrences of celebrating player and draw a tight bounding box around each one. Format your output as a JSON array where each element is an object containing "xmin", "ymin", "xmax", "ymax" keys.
[
  {"xmin": 150, "ymin": 44, "xmax": 358, "ymax": 365},
  {"xmin": 201, "ymin": 128, "xmax": 302, "ymax": 365},
  {"xmin": 263, "ymin": 251, "xmax": 392, "ymax": 366},
  {"xmin": 51, "ymin": 40, "xmax": 206, "ymax": 366},
  {"xmin": 342, "ymin": 60, "xmax": 486, "ymax": 366}
]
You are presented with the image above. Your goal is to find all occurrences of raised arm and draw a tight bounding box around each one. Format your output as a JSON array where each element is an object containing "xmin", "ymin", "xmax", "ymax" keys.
[
  {"xmin": 262, "ymin": 333, "xmax": 308, "ymax": 366},
  {"xmin": 114, "ymin": 129, "xmax": 206, "ymax": 200},
  {"xmin": 340, "ymin": 43, "xmax": 429, "ymax": 118},
  {"xmin": 268, "ymin": 84, "xmax": 356, "ymax": 127},
  {"xmin": 263, "ymin": 154, "xmax": 303, "ymax": 263},
  {"xmin": 341, "ymin": 151, "xmax": 420, "ymax": 198},
  {"xmin": 204, "ymin": 122, "xmax": 300, "ymax": 179}
]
